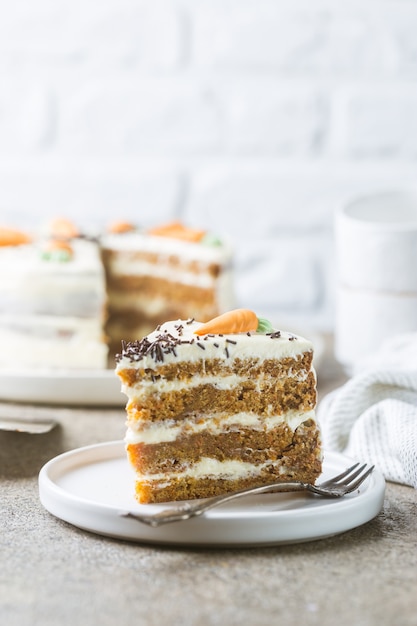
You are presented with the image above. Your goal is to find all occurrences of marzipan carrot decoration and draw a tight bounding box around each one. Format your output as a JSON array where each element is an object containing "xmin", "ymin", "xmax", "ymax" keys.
[
  {"xmin": 0, "ymin": 227, "xmax": 32, "ymax": 247},
  {"xmin": 49, "ymin": 217, "xmax": 79, "ymax": 239},
  {"xmin": 194, "ymin": 309, "xmax": 273, "ymax": 335},
  {"xmin": 148, "ymin": 221, "xmax": 206, "ymax": 243},
  {"xmin": 108, "ymin": 220, "xmax": 136, "ymax": 234}
]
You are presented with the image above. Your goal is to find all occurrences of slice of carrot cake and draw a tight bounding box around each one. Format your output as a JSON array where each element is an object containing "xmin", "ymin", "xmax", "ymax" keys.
[{"xmin": 116, "ymin": 309, "xmax": 322, "ymax": 504}]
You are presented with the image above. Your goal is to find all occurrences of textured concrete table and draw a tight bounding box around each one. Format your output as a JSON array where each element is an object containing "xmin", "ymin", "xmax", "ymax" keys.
[{"xmin": 1, "ymin": 359, "xmax": 416, "ymax": 626}]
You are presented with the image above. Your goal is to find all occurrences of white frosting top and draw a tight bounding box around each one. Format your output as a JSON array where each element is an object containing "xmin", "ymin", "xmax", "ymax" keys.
[
  {"xmin": 101, "ymin": 231, "xmax": 233, "ymax": 266},
  {"xmin": 0, "ymin": 237, "xmax": 104, "ymax": 277},
  {"xmin": 115, "ymin": 318, "xmax": 313, "ymax": 370}
]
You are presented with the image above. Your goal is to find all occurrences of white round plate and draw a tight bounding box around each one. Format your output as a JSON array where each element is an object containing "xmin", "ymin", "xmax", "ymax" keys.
[
  {"xmin": 39, "ymin": 441, "xmax": 385, "ymax": 547},
  {"xmin": 0, "ymin": 368, "xmax": 124, "ymax": 407}
]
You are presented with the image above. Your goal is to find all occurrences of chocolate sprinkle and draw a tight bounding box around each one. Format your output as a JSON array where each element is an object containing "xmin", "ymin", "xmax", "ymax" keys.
[{"xmin": 116, "ymin": 331, "xmax": 187, "ymax": 363}]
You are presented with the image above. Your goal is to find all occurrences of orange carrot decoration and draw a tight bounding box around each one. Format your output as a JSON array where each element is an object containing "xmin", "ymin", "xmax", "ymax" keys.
[
  {"xmin": 148, "ymin": 221, "xmax": 206, "ymax": 243},
  {"xmin": 194, "ymin": 309, "xmax": 259, "ymax": 336},
  {"xmin": 107, "ymin": 220, "xmax": 136, "ymax": 234},
  {"xmin": 48, "ymin": 217, "xmax": 79, "ymax": 239},
  {"xmin": 0, "ymin": 227, "xmax": 32, "ymax": 247}
]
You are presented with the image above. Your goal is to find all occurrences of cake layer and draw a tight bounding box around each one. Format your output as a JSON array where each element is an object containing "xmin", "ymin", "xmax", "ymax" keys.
[
  {"xmin": 126, "ymin": 417, "xmax": 319, "ymax": 473},
  {"xmin": 108, "ymin": 275, "xmax": 216, "ymax": 303},
  {"xmin": 118, "ymin": 351, "xmax": 313, "ymax": 387},
  {"xmin": 134, "ymin": 466, "xmax": 319, "ymax": 504},
  {"xmin": 124, "ymin": 373, "xmax": 316, "ymax": 422}
]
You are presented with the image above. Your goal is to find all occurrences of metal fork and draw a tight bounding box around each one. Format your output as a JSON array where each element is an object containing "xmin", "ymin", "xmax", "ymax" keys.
[{"xmin": 121, "ymin": 462, "xmax": 374, "ymax": 527}]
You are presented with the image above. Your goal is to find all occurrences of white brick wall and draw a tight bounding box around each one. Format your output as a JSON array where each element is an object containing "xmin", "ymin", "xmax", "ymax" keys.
[{"xmin": 1, "ymin": 0, "xmax": 417, "ymax": 331}]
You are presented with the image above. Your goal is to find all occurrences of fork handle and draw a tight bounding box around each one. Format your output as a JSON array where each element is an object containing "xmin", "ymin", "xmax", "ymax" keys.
[{"xmin": 122, "ymin": 481, "xmax": 307, "ymax": 527}]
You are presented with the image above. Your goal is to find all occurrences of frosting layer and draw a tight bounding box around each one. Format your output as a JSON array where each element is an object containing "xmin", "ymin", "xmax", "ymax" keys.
[{"xmin": 116, "ymin": 319, "xmax": 313, "ymax": 371}]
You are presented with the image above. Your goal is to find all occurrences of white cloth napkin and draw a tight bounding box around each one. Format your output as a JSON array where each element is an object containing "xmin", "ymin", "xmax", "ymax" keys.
[{"xmin": 318, "ymin": 333, "xmax": 417, "ymax": 489}]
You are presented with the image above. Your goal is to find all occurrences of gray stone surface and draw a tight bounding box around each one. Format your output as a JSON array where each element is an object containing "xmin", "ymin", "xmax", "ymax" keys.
[{"xmin": 1, "ymin": 382, "xmax": 416, "ymax": 626}]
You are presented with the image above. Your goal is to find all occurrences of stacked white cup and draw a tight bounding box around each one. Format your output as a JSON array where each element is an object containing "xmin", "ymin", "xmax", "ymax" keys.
[{"xmin": 335, "ymin": 190, "xmax": 417, "ymax": 374}]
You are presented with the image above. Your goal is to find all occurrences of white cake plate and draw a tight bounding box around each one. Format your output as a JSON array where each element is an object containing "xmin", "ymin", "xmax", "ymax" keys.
[
  {"xmin": 0, "ymin": 368, "xmax": 124, "ymax": 407},
  {"xmin": 39, "ymin": 442, "xmax": 385, "ymax": 547}
]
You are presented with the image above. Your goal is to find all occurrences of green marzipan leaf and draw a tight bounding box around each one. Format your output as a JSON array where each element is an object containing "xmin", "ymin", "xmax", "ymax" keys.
[{"xmin": 256, "ymin": 317, "xmax": 274, "ymax": 333}]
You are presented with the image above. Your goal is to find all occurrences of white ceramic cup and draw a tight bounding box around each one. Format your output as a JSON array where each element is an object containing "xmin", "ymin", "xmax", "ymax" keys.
[{"xmin": 334, "ymin": 190, "xmax": 417, "ymax": 373}]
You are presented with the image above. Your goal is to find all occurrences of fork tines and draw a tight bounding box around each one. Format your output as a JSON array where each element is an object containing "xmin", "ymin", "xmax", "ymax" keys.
[{"xmin": 320, "ymin": 462, "xmax": 374, "ymax": 488}]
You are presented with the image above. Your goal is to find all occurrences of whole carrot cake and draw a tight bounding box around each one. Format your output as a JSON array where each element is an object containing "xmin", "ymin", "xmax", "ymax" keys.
[
  {"xmin": 116, "ymin": 309, "xmax": 322, "ymax": 504},
  {"xmin": 0, "ymin": 218, "xmax": 234, "ymax": 370}
]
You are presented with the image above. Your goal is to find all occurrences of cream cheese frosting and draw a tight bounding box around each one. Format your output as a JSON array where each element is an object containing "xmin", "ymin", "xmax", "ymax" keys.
[
  {"xmin": 101, "ymin": 231, "xmax": 233, "ymax": 267},
  {"xmin": 116, "ymin": 318, "xmax": 313, "ymax": 371},
  {"xmin": 138, "ymin": 457, "xmax": 296, "ymax": 483},
  {"xmin": 0, "ymin": 238, "xmax": 106, "ymax": 318}
]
